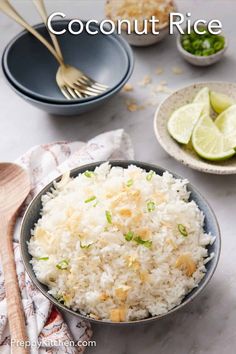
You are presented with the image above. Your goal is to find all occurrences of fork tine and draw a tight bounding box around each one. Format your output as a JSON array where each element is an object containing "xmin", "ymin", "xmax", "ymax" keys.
[
  {"xmin": 92, "ymin": 83, "xmax": 107, "ymax": 91},
  {"xmin": 77, "ymin": 76, "xmax": 91, "ymax": 86},
  {"xmin": 73, "ymin": 88, "xmax": 84, "ymax": 99},
  {"xmin": 92, "ymin": 82, "xmax": 108, "ymax": 89},
  {"xmin": 60, "ymin": 86, "xmax": 72, "ymax": 100},
  {"xmin": 67, "ymin": 86, "xmax": 78, "ymax": 99},
  {"xmin": 81, "ymin": 75, "xmax": 108, "ymax": 89},
  {"xmin": 74, "ymin": 87, "xmax": 99, "ymax": 97},
  {"xmin": 75, "ymin": 81, "xmax": 104, "ymax": 94}
]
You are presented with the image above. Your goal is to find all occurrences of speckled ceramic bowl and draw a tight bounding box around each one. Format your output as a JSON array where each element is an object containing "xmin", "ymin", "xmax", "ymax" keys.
[
  {"xmin": 154, "ymin": 81, "xmax": 236, "ymax": 174},
  {"xmin": 177, "ymin": 34, "xmax": 228, "ymax": 66},
  {"xmin": 20, "ymin": 160, "xmax": 221, "ymax": 325}
]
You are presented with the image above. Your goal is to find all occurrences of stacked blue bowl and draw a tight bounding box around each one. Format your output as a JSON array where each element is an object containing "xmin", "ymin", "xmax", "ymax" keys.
[{"xmin": 2, "ymin": 21, "xmax": 134, "ymax": 115}]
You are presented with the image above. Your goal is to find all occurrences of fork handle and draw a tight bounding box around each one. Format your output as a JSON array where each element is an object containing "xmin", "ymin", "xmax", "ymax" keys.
[
  {"xmin": 33, "ymin": 0, "xmax": 63, "ymax": 61},
  {"xmin": 0, "ymin": 0, "xmax": 63, "ymax": 65}
]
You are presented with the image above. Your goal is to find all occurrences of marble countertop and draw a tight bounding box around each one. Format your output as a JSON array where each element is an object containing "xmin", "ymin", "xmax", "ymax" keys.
[{"xmin": 0, "ymin": 1, "xmax": 236, "ymax": 353}]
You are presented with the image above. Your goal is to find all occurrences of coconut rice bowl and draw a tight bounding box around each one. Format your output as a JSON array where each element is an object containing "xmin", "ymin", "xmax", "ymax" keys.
[{"xmin": 21, "ymin": 161, "xmax": 221, "ymax": 325}]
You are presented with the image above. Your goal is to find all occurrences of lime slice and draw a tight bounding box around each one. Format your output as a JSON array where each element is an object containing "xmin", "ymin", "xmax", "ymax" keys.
[
  {"xmin": 215, "ymin": 105, "xmax": 236, "ymax": 149},
  {"xmin": 167, "ymin": 103, "xmax": 203, "ymax": 144},
  {"xmin": 193, "ymin": 87, "xmax": 210, "ymax": 115},
  {"xmin": 210, "ymin": 91, "xmax": 235, "ymax": 114},
  {"xmin": 192, "ymin": 114, "xmax": 235, "ymax": 161}
]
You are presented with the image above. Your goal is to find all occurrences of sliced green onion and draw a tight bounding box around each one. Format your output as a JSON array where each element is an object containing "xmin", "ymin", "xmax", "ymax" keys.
[
  {"xmin": 105, "ymin": 210, "xmax": 112, "ymax": 224},
  {"xmin": 57, "ymin": 294, "xmax": 65, "ymax": 304},
  {"xmin": 134, "ymin": 236, "xmax": 152, "ymax": 248},
  {"xmin": 84, "ymin": 170, "xmax": 94, "ymax": 178},
  {"xmin": 178, "ymin": 224, "xmax": 188, "ymax": 237},
  {"xmin": 182, "ymin": 39, "xmax": 190, "ymax": 47},
  {"xmin": 192, "ymin": 39, "xmax": 202, "ymax": 50},
  {"xmin": 146, "ymin": 170, "xmax": 155, "ymax": 181},
  {"xmin": 214, "ymin": 41, "xmax": 223, "ymax": 51},
  {"xmin": 147, "ymin": 201, "xmax": 155, "ymax": 212},
  {"xmin": 80, "ymin": 242, "xmax": 93, "ymax": 249},
  {"xmin": 56, "ymin": 260, "xmax": 69, "ymax": 270},
  {"xmin": 85, "ymin": 196, "xmax": 96, "ymax": 203},
  {"xmin": 37, "ymin": 257, "xmax": 49, "ymax": 261},
  {"xmin": 181, "ymin": 28, "xmax": 225, "ymax": 57},
  {"xmin": 202, "ymin": 48, "xmax": 215, "ymax": 56},
  {"xmin": 126, "ymin": 179, "xmax": 133, "ymax": 187},
  {"xmin": 124, "ymin": 231, "xmax": 134, "ymax": 241},
  {"xmin": 195, "ymin": 50, "xmax": 202, "ymax": 56}
]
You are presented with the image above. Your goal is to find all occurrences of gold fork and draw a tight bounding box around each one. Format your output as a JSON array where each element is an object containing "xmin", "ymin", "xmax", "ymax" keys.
[
  {"xmin": 0, "ymin": 0, "xmax": 108, "ymax": 100},
  {"xmin": 33, "ymin": 0, "xmax": 108, "ymax": 99}
]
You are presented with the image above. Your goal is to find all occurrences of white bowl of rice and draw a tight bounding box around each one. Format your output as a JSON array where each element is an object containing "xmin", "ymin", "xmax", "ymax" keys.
[{"xmin": 21, "ymin": 161, "xmax": 221, "ymax": 324}]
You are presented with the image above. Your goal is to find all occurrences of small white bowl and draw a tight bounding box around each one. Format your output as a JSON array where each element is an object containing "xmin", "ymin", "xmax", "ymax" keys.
[{"xmin": 177, "ymin": 34, "xmax": 228, "ymax": 66}]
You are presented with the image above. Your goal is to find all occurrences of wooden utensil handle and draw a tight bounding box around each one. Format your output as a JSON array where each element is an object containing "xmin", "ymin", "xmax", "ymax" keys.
[
  {"xmin": 0, "ymin": 215, "xmax": 29, "ymax": 354},
  {"xmin": 0, "ymin": 0, "xmax": 63, "ymax": 65}
]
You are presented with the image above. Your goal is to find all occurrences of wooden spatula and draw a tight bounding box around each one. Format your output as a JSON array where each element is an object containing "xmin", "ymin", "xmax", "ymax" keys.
[{"xmin": 0, "ymin": 163, "xmax": 30, "ymax": 353}]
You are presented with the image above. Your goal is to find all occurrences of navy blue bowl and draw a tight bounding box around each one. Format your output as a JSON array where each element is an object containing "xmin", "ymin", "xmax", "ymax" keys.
[
  {"xmin": 20, "ymin": 161, "xmax": 221, "ymax": 325},
  {"xmin": 2, "ymin": 20, "xmax": 133, "ymax": 103}
]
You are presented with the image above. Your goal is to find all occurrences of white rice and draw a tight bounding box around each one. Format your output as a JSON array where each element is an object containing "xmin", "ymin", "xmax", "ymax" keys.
[{"xmin": 28, "ymin": 163, "xmax": 213, "ymax": 322}]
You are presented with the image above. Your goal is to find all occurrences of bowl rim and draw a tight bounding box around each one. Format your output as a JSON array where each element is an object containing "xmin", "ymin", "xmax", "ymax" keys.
[
  {"xmin": 176, "ymin": 30, "xmax": 228, "ymax": 60},
  {"xmin": 20, "ymin": 160, "xmax": 221, "ymax": 326},
  {"xmin": 153, "ymin": 80, "xmax": 236, "ymax": 175},
  {"xmin": 2, "ymin": 20, "xmax": 134, "ymax": 104}
]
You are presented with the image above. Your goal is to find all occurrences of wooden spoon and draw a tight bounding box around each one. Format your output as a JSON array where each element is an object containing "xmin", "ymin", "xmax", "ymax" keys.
[{"xmin": 0, "ymin": 163, "xmax": 30, "ymax": 353}]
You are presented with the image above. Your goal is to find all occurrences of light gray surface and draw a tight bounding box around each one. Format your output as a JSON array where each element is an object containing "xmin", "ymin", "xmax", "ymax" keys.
[{"xmin": 0, "ymin": 1, "xmax": 236, "ymax": 354}]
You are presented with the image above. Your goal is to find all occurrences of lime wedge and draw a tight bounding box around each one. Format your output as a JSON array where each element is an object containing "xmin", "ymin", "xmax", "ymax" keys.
[
  {"xmin": 193, "ymin": 87, "xmax": 210, "ymax": 115},
  {"xmin": 167, "ymin": 103, "xmax": 203, "ymax": 144},
  {"xmin": 192, "ymin": 114, "xmax": 235, "ymax": 161},
  {"xmin": 210, "ymin": 91, "xmax": 235, "ymax": 114},
  {"xmin": 215, "ymin": 105, "xmax": 236, "ymax": 149}
]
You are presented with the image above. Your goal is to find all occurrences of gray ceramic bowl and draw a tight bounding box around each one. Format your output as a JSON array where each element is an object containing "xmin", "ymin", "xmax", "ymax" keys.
[
  {"xmin": 2, "ymin": 62, "xmax": 133, "ymax": 115},
  {"xmin": 2, "ymin": 21, "xmax": 133, "ymax": 103},
  {"xmin": 20, "ymin": 160, "xmax": 221, "ymax": 325}
]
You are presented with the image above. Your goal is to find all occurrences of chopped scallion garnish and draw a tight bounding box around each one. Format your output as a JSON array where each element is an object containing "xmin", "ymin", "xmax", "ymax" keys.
[
  {"xmin": 80, "ymin": 242, "xmax": 93, "ymax": 249},
  {"xmin": 84, "ymin": 170, "xmax": 94, "ymax": 178},
  {"xmin": 57, "ymin": 294, "xmax": 65, "ymax": 304},
  {"xmin": 105, "ymin": 210, "xmax": 112, "ymax": 224},
  {"xmin": 126, "ymin": 179, "xmax": 133, "ymax": 187},
  {"xmin": 146, "ymin": 170, "xmax": 155, "ymax": 181},
  {"xmin": 178, "ymin": 224, "xmax": 188, "ymax": 237},
  {"xmin": 37, "ymin": 257, "xmax": 49, "ymax": 261},
  {"xmin": 134, "ymin": 236, "xmax": 152, "ymax": 248},
  {"xmin": 124, "ymin": 231, "xmax": 134, "ymax": 241},
  {"xmin": 147, "ymin": 201, "xmax": 155, "ymax": 212},
  {"xmin": 56, "ymin": 260, "xmax": 69, "ymax": 270},
  {"xmin": 85, "ymin": 196, "xmax": 96, "ymax": 203},
  {"xmin": 181, "ymin": 27, "xmax": 225, "ymax": 56}
]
